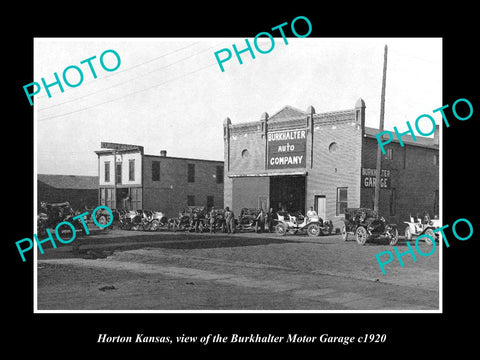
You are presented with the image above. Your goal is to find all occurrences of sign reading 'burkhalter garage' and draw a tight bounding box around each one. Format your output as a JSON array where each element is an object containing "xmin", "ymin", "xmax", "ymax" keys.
[
  {"xmin": 267, "ymin": 129, "xmax": 307, "ymax": 169},
  {"xmin": 361, "ymin": 168, "xmax": 391, "ymax": 189}
]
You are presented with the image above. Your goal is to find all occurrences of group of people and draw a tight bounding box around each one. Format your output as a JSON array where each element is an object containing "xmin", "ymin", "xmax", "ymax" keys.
[{"xmin": 214, "ymin": 206, "xmax": 319, "ymax": 234}]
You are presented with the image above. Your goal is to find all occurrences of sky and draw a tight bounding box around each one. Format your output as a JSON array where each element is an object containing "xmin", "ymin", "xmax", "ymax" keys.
[{"xmin": 34, "ymin": 37, "xmax": 442, "ymax": 176}]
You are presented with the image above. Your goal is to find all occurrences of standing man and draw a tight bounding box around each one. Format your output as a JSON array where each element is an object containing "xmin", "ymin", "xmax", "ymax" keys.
[
  {"xmin": 255, "ymin": 208, "xmax": 265, "ymax": 233},
  {"xmin": 225, "ymin": 206, "xmax": 235, "ymax": 234},
  {"xmin": 306, "ymin": 206, "xmax": 317, "ymax": 223},
  {"xmin": 209, "ymin": 206, "xmax": 216, "ymax": 233}
]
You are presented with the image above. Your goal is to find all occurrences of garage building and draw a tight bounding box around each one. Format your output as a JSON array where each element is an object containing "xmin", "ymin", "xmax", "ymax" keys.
[{"xmin": 223, "ymin": 99, "xmax": 439, "ymax": 232}]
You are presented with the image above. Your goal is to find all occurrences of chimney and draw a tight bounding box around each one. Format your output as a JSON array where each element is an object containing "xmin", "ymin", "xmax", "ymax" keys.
[{"xmin": 160, "ymin": 150, "xmax": 167, "ymax": 157}]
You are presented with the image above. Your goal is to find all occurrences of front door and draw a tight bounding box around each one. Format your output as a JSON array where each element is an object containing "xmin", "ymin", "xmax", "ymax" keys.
[{"xmin": 315, "ymin": 195, "xmax": 326, "ymax": 220}]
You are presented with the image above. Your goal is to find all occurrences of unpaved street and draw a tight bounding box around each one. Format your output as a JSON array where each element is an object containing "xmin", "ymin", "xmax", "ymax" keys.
[{"xmin": 36, "ymin": 229, "xmax": 439, "ymax": 311}]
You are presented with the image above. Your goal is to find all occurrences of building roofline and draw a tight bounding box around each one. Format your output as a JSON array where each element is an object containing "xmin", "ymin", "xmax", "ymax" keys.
[
  {"xmin": 364, "ymin": 126, "xmax": 439, "ymax": 149},
  {"xmin": 143, "ymin": 154, "xmax": 223, "ymax": 164}
]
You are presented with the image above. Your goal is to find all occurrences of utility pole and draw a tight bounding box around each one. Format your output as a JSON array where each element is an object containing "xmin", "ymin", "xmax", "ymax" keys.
[{"xmin": 374, "ymin": 44, "xmax": 388, "ymax": 213}]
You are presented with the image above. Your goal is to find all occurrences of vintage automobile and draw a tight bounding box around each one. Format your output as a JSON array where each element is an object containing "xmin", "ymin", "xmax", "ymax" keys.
[
  {"xmin": 37, "ymin": 201, "xmax": 87, "ymax": 236},
  {"xmin": 275, "ymin": 211, "xmax": 333, "ymax": 237},
  {"xmin": 341, "ymin": 207, "xmax": 398, "ymax": 245},
  {"xmin": 404, "ymin": 212, "xmax": 440, "ymax": 245},
  {"xmin": 144, "ymin": 210, "xmax": 170, "ymax": 231},
  {"xmin": 172, "ymin": 206, "xmax": 208, "ymax": 232},
  {"xmin": 236, "ymin": 208, "xmax": 260, "ymax": 232},
  {"xmin": 207, "ymin": 208, "xmax": 226, "ymax": 233}
]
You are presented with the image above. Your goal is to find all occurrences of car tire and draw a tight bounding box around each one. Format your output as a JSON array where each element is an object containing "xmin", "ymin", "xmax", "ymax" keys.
[
  {"xmin": 355, "ymin": 226, "xmax": 367, "ymax": 245},
  {"xmin": 97, "ymin": 215, "xmax": 107, "ymax": 226},
  {"xmin": 150, "ymin": 219, "xmax": 160, "ymax": 231},
  {"xmin": 275, "ymin": 223, "xmax": 287, "ymax": 236},
  {"xmin": 307, "ymin": 223, "xmax": 321, "ymax": 237},
  {"xmin": 389, "ymin": 228, "xmax": 399, "ymax": 246},
  {"xmin": 424, "ymin": 228, "xmax": 435, "ymax": 245}
]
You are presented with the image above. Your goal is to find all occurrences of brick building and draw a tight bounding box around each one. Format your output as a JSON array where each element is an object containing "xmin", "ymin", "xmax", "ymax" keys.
[
  {"xmin": 95, "ymin": 143, "xmax": 224, "ymax": 217},
  {"xmin": 223, "ymin": 99, "xmax": 439, "ymax": 232}
]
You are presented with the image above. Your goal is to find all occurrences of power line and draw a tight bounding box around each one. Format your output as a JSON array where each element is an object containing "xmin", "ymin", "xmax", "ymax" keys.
[
  {"xmin": 37, "ymin": 42, "xmax": 224, "ymax": 111},
  {"xmin": 38, "ymin": 62, "xmax": 218, "ymax": 122},
  {"xmin": 36, "ymin": 42, "xmax": 200, "ymax": 100}
]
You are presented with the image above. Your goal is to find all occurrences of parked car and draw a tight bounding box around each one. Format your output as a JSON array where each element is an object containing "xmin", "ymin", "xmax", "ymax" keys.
[
  {"xmin": 342, "ymin": 207, "xmax": 399, "ymax": 245},
  {"xmin": 404, "ymin": 212, "xmax": 440, "ymax": 245},
  {"xmin": 275, "ymin": 211, "xmax": 333, "ymax": 237},
  {"xmin": 207, "ymin": 208, "xmax": 226, "ymax": 233},
  {"xmin": 142, "ymin": 209, "xmax": 170, "ymax": 231},
  {"xmin": 37, "ymin": 201, "xmax": 87, "ymax": 236},
  {"xmin": 172, "ymin": 206, "xmax": 207, "ymax": 232},
  {"xmin": 236, "ymin": 208, "xmax": 260, "ymax": 232}
]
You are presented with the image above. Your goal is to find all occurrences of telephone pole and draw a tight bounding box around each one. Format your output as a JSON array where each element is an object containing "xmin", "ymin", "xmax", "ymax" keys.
[{"xmin": 374, "ymin": 44, "xmax": 388, "ymax": 213}]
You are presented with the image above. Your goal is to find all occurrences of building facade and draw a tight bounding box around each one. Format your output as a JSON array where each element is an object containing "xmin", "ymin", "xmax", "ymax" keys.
[
  {"xmin": 223, "ymin": 99, "xmax": 439, "ymax": 232},
  {"xmin": 95, "ymin": 143, "xmax": 224, "ymax": 218}
]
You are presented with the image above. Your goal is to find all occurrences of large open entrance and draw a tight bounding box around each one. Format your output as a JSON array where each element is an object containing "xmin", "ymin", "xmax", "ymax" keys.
[{"xmin": 269, "ymin": 175, "xmax": 306, "ymax": 214}]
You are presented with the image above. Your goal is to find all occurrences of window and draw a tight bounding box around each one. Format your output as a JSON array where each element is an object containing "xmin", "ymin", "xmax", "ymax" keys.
[
  {"xmin": 336, "ymin": 187, "xmax": 348, "ymax": 216},
  {"xmin": 390, "ymin": 188, "xmax": 397, "ymax": 216},
  {"xmin": 385, "ymin": 148, "xmax": 393, "ymax": 160},
  {"xmin": 130, "ymin": 188, "xmax": 142, "ymax": 210},
  {"xmin": 104, "ymin": 162, "xmax": 110, "ymax": 182},
  {"xmin": 129, "ymin": 160, "xmax": 135, "ymax": 181},
  {"xmin": 116, "ymin": 163, "xmax": 122, "ymax": 184},
  {"xmin": 216, "ymin": 165, "xmax": 224, "ymax": 184},
  {"xmin": 152, "ymin": 161, "xmax": 160, "ymax": 181},
  {"xmin": 188, "ymin": 164, "xmax": 195, "ymax": 183},
  {"xmin": 329, "ymin": 142, "xmax": 338, "ymax": 152},
  {"xmin": 187, "ymin": 195, "xmax": 195, "ymax": 206},
  {"xmin": 206, "ymin": 196, "xmax": 214, "ymax": 209}
]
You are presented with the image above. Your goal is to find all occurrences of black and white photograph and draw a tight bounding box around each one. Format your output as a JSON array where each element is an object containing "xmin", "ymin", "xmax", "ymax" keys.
[{"xmin": 31, "ymin": 36, "xmax": 443, "ymax": 312}]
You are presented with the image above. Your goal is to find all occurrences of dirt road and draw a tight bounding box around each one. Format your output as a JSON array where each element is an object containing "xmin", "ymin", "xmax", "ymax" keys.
[{"xmin": 36, "ymin": 230, "xmax": 439, "ymax": 311}]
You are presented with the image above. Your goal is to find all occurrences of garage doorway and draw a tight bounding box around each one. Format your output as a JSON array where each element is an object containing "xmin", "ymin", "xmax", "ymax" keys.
[{"xmin": 269, "ymin": 175, "xmax": 305, "ymax": 214}]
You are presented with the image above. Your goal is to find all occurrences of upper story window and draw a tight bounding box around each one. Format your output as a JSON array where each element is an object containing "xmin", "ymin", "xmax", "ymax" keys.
[
  {"xmin": 385, "ymin": 148, "xmax": 393, "ymax": 160},
  {"xmin": 129, "ymin": 159, "xmax": 135, "ymax": 181},
  {"xmin": 188, "ymin": 163, "xmax": 195, "ymax": 183},
  {"xmin": 104, "ymin": 161, "xmax": 110, "ymax": 182},
  {"xmin": 152, "ymin": 161, "xmax": 160, "ymax": 181},
  {"xmin": 216, "ymin": 165, "xmax": 224, "ymax": 184},
  {"xmin": 116, "ymin": 163, "xmax": 122, "ymax": 184}
]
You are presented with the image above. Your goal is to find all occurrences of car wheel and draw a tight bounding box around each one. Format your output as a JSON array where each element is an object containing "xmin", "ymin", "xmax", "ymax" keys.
[
  {"xmin": 275, "ymin": 223, "xmax": 287, "ymax": 236},
  {"xmin": 404, "ymin": 226, "xmax": 413, "ymax": 241},
  {"xmin": 97, "ymin": 215, "xmax": 107, "ymax": 226},
  {"xmin": 389, "ymin": 228, "xmax": 399, "ymax": 246},
  {"xmin": 342, "ymin": 226, "xmax": 348, "ymax": 241},
  {"xmin": 424, "ymin": 228, "xmax": 435, "ymax": 245},
  {"xmin": 150, "ymin": 219, "xmax": 160, "ymax": 231},
  {"xmin": 355, "ymin": 226, "xmax": 367, "ymax": 245},
  {"xmin": 307, "ymin": 223, "xmax": 321, "ymax": 237}
]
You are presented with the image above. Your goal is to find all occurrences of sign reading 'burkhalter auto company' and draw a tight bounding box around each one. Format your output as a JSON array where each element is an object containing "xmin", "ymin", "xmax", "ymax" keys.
[{"xmin": 267, "ymin": 129, "xmax": 307, "ymax": 169}]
